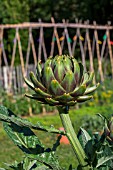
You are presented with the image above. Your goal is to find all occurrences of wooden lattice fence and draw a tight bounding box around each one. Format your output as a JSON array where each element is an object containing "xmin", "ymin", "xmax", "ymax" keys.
[
  {"xmin": 0, "ymin": 18, "xmax": 113, "ymax": 93},
  {"xmin": 0, "ymin": 64, "xmax": 35, "ymax": 93}
]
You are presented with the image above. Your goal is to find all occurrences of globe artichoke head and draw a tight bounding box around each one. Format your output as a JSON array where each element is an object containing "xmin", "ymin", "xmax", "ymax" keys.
[
  {"xmin": 104, "ymin": 116, "xmax": 113, "ymax": 142},
  {"xmin": 24, "ymin": 55, "xmax": 99, "ymax": 106}
]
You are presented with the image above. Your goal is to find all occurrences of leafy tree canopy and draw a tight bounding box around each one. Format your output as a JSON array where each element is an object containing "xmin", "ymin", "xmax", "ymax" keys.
[
  {"xmin": 0, "ymin": 0, "xmax": 113, "ymax": 24},
  {"xmin": 0, "ymin": 0, "xmax": 29, "ymax": 24}
]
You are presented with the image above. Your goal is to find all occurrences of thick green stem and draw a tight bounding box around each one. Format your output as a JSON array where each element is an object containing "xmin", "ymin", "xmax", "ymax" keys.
[{"xmin": 58, "ymin": 106, "xmax": 91, "ymax": 170}]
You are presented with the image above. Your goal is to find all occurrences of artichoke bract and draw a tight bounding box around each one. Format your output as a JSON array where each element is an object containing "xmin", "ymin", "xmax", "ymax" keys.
[{"xmin": 24, "ymin": 55, "xmax": 99, "ymax": 106}]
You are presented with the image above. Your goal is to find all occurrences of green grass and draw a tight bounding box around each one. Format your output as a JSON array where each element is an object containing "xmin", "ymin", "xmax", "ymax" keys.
[
  {"xmin": 0, "ymin": 124, "xmax": 23, "ymax": 167},
  {"xmin": 0, "ymin": 103, "xmax": 113, "ymax": 169}
]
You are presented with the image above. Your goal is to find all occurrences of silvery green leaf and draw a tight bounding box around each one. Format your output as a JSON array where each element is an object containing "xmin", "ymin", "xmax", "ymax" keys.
[
  {"xmin": 77, "ymin": 128, "xmax": 91, "ymax": 149},
  {"xmin": 96, "ymin": 156, "xmax": 113, "ymax": 168},
  {"xmin": 0, "ymin": 106, "xmax": 62, "ymax": 170},
  {"xmin": 0, "ymin": 106, "xmax": 65, "ymax": 135}
]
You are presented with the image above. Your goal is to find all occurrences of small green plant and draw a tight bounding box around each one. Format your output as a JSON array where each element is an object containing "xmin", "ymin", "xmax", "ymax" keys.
[
  {"xmin": 0, "ymin": 55, "xmax": 113, "ymax": 170},
  {"xmin": 76, "ymin": 114, "xmax": 104, "ymax": 132}
]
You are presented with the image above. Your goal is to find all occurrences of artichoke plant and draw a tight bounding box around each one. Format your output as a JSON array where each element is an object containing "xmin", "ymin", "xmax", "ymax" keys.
[
  {"xmin": 24, "ymin": 55, "xmax": 99, "ymax": 106},
  {"xmin": 24, "ymin": 55, "xmax": 100, "ymax": 170}
]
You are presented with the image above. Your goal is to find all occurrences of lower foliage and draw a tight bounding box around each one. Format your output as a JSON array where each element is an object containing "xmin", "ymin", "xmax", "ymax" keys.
[{"xmin": 0, "ymin": 105, "xmax": 113, "ymax": 169}]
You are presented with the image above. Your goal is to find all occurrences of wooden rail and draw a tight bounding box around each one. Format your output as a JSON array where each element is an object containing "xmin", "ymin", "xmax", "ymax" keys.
[{"xmin": 0, "ymin": 22, "xmax": 113, "ymax": 30}]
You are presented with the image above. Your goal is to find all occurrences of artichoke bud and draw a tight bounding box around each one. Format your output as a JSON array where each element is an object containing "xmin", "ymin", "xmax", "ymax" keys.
[
  {"xmin": 104, "ymin": 116, "xmax": 113, "ymax": 142},
  {"xmin": 24, "ymin": 55, "xmax": 99, "ymax": 107}
]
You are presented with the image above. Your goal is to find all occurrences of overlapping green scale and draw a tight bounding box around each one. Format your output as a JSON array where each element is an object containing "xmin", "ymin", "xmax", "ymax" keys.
[
  {"xmin": 29, "ymin": 71, "xmax": 46, "ymax": 91},
  {"xmin": 49, "ymin": 79, "xmax": 65, "ymax": 96},
  {"xmin": 61, "ymin": 70, "xmax": 75, "ymax": 93},
  {"xmin": 70, "ymin": 85, "xmax": 86, "ymax": 97},
  {"xmin": 53, "ymin": 61, "xmax": 65, "ymax": 82},
  {"xmin": 42, "ymin": 66, "xmax": 55, "ymax": 88},
  {"xmin": 36, "ymin": 60, "xmax": 42, "ymax": 82},
  {"xmin": 24, "ymin": 55, "xmax": 99, "ymax": 107},
  {"xmin": 71, "ymin": 58, "xmax": 80, "ymax": 80},
  {"xmin": 86, "ymin": 72, "xmax": 94, "ymax": 86},
  {"xmin": 63, "ymin": 56, "xmax": 73, "ymax": 71},
  {"xmin": 78, "ymin": 63, "xmax": 84, "ymax": 85},
  {"xmin": 24, "ymin": 78, "xmax": 35, "ymax": 90}
]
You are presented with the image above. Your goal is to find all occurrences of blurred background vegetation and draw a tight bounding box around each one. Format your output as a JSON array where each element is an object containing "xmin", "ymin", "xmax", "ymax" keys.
[{"xmin": 1, "ymin": 0, "xmax": 113, "ymax": 24}]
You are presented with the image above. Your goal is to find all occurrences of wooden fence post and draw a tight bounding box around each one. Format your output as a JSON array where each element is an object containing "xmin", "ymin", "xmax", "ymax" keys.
[
  {"xmin": 9, "ymin": 28, "xmax": 18, "ymax": 91},
  {"xmin": 100, "ymin": 30, "xmax": 107, "ymax": 60},
  {"xmin": 26, "ymin": 27, "xmax": 31, "ymax": 71},
  {"xmin": 50, "ymin": 30, "xmax": 55, "ymax": 56},
  {"xmin": 26, "ymin": 27, "xmax": 37, "ymax": 71},
  {"xmin": 75, "ymin": 19, "xmax": 86, "ymax": 71},
  {"xmin": 0, "ymin": 28, "xmax": 3, "ymax": 87},
  {"xmin": 0, "ymin": 28, "xmax": 8, "ymax": 67},
  {"xmin": 85, "ymin": 20, "xmax": 95, "ymax": 83},
  {"xmin": 106, "ymin": 21, "xmax": 113, "ymax": 79},
  {"xmin": 30, "ymin": 28, "xmax": 37, "ymax": 65},
  {"xmin": 16, "ymin": 28, "xmax": 26, "ymax": 78},
  {"xmin": 62, "ymin": 19, "xmax": 72, "ymax": 56},
  {"xmin": 93, "ymin": 21, "xmax": 104, "ymax": 82},
  {"xmin": 38, "ymin": 19, "xmax": 47, "ymax": 61},
  {"xmin": 51, "ymin": 17, "xmax": 62, "ymax": 55}
]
